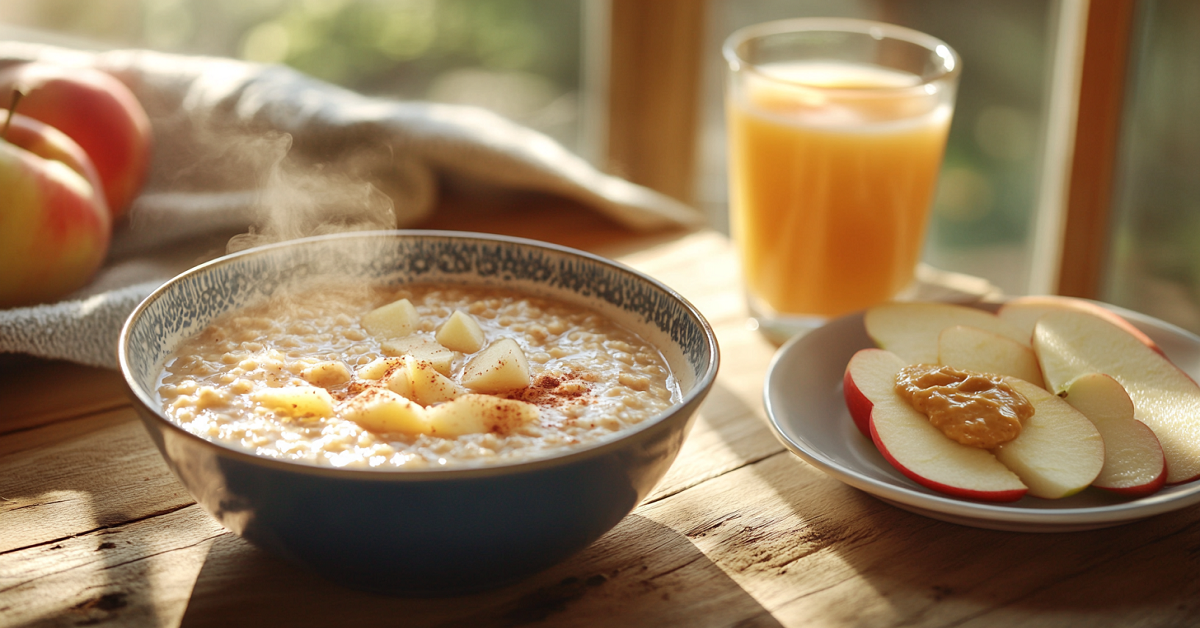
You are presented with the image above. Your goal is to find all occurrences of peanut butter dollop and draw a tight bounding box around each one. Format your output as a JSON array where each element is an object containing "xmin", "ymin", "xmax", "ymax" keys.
[{"xmin": 894, "ymin": 364, "xmax": 1034, "ymax": 449}]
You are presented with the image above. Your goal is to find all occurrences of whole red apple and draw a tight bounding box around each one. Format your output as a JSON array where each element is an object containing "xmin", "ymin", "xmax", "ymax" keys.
[
  {"xmin": 0, "ymin": 112, "xmax": 111, "ymax": 308},
  {"xmin": 0, "ymin": 62, "xmax": 152, "ymax": 220}
]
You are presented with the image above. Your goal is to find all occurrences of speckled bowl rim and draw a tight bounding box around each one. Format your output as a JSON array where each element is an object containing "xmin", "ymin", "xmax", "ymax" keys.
[{"xmin": 119, "ymin": 230, "xmax": 719, "ymax": 482}]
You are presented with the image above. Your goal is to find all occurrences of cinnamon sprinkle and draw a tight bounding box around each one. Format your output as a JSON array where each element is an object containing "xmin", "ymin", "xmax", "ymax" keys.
[{"xmin": 503, "ymin": 371, "xmax": 594, "ymax": 409}]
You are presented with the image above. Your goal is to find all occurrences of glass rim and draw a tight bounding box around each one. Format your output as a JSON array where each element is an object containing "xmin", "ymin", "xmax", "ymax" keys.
[{"xmin": 722, "ymin": 18, "xmax": 961, "ymax": 91}]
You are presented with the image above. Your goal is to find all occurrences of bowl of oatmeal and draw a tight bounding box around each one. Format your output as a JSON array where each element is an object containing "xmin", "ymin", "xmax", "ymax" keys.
[{"xmin": 119, "ymin": 230, "xmax": 719, "ymax": 594}]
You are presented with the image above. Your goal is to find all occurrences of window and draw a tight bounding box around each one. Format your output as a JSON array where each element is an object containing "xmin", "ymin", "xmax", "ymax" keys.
[
  {"xmin": 0, "ymin": 0, "xmax": 584, "ymax": 150},
  {"xmin": 1104, "ymin": 0, "xmax": 1200, "ymax": 332},
  {"xmin": 7, "ymin": 0, "xmax": 1200, "ymax": 334},
  {"xmin": 696, "ymin": 0, "xmax": 1060, "ymax": 297}
]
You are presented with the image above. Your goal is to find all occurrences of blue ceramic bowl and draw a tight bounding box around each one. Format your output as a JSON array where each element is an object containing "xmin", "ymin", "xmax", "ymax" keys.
[{"xmin": 119, "ymin": 230, "xmax": 719, "ymax": 595}]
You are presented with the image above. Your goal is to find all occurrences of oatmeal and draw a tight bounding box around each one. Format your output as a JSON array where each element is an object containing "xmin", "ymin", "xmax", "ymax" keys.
[{"xmin": 157, "ymin": 283, "xmax": 680, "ymax": 469}]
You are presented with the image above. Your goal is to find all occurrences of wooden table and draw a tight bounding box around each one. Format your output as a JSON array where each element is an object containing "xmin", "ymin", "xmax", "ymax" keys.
[{"xmin": 3, "ymin": 196, "xmax": 1199, "ymax": 627}]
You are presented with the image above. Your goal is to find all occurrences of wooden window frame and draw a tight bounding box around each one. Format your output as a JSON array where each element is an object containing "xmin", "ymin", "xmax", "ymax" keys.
[
  {"xmin": 604, "ymin": 0, "xmax": 706, "ymax": 205},
  {"xmin": 1058, "ymin": 0, "xmax": 1135, "ymax": 298}
]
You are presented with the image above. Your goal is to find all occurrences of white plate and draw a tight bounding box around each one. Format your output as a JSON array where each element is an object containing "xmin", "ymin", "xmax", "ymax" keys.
[{"xmin": 763, "ymin": 302, "xmax": 1200, "ymax": 532}]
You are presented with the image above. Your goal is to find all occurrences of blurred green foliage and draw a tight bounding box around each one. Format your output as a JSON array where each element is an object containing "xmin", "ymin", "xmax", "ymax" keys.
[
  {"xmin": 882, "ymin": 0, "xmax": 1050, "ymax": 274},
  {"xmin": 3, "ymin": 0, "xmax": 583, "ymax": 149},
  {"xmin": 1105, "ymin": 0, "xmax": 1200, "ymax": 331},
  {"xmin": 233, "ymin": 0, "xmax": 581, "ymax": 98},
  {"xmin": 18, "ymin": 0, "xmax": 1198, "ymax": 328},
  {"xmin": 3, "ymin": 0, "xmax": 580, "ymax": 100}
]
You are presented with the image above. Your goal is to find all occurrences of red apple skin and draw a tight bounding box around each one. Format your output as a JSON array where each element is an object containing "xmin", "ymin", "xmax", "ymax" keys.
[
  {"xmin": 0, "ymin": 62, "xmax": 152, "ymax": 220},
  {"xmin": 1101, "ymin": 469, "xmax": 1167, "ymax": 498},
  {"xmin": 1060, "ymin": 373, "xmax": 1167, "ymax": 497},
  {"xmin": 0, "ymin": 114, "xmax": 110, "ymax": 308},
  {"xmin": 998, "ymin": 295, "xmax": 1163, "ymax": 356},
  {"xmin": 844, "ymin": 349, "xmax": 1028, "ymax": 503},
  {"xmin": 1036, "ymin": 311, "xmax": 1200, "ymax": 485},
  {"xmin": 843, "ymin": 366, "xmax": 874, "ymax": 438},
  {"xmin": 3, "ymin": 113, "xmax": 106, "ymax": 195},
  {"xmin": 868, "ymin": 417, "xmax": 1027, "ymax": 503}
]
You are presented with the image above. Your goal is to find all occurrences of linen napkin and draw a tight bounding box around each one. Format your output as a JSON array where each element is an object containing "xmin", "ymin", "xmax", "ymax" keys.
[{"xmin": 0, "ymin": 42, "xmax": 702, "ymax": 369}]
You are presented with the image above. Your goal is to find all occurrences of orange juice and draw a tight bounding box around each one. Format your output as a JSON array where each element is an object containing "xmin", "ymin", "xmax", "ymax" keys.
[{"xmin": 728, "ymin": 61, "xmax": 952, "ymax": 319}]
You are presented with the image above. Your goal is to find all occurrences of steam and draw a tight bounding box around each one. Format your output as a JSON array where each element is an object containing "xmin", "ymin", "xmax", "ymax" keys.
[
  {"xmin": 115, "ymin": 101, "xmax": 430, "ymax": 264},
  {"xmin": 224, "ymin": 133, "xmax": 397, "ymax": 254}
]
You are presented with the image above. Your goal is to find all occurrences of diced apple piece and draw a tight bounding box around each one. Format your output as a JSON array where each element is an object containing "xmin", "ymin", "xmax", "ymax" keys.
[
  {"xmin": 427, "ymin": 394, "xmax": 539, "ymax": 438},
  {"xmin": 381, "ymin": 335, "xmax": 456, "ymax": 376},
  {"xmin": 461, "ymin": 338, "xmax": 531, "ymax": 394},
  {"xmin": 250, "ymin": 386, "xmax": 334, "ymax": 418},
  {"xmin": 356, "ymin": 357, "xmax": 405, "ymax": 381},
  {"xmin": 341, "ymin": 389, "xmax": 429, "ymax": 435},
  {"xmin": 865, "ymin": 302, "xmax": 1029, "ymax": 365},
  {"xmin": 354, "ymin": 358, "xmax": 415, "ymax": 401},
  {"xmin": 1035, "ymin": 309, "xmax": 1200, "ymax": 484},
  {"xmin": 844, "ymin": 348, "xmax": 1028, "ymax": 502},
  {"xmin": 937, "ymin": 325, "xmax": 1045, "ymax": 388},
  {"xmin": 300, "ymin": 361, "xmax": 352, "ymax": 388},
  {"xmin": 382, "ymin": 364, "xmax": 414, "ymax": 400},
  {"xmin": 997, "ymin": 295, "xmax": 1161, "ymax": 353},
  {"xmin": 1061, "ymin": 373, "xmax": 1167, "ymax": 496},
  {"xmin": 406, "ymin": 355, "xmax": 466, "ymax": 406},
  {"xmin": 362, "ymin": 298, "xmax": 419, "ymax": 339},
  {"xmin": 436, "ymin": 310, "xmax": 485, "ymax": 354},
  {"xmin": 990, "ymin": 378, "xmax": 1105, "ymax": 499}
]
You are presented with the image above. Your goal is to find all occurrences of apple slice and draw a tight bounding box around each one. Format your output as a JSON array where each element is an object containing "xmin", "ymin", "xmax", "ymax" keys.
[
  {"xmin": 1035, "ymin": 309, "xmax": 1200, "ymax": 484},
  {"xmin": 997, "ymin": 295, "xmax": 1161, "ymax": 354},
  {"xmin": 1061, "ymin": 373, "xmax": 1166, "ymax": 496},
  {"xmin": 937, "ymin": 325, "xmax": 1045, "ymax": 388},
  {"xmin": 865, "ymin": 302, "xmax": 1029, "ymax": 365},
  {"xmin": 844, "ymin": 348, "xmax": 1028, "ymax": 502},
  {"xmin": 843, "ymin": 359, "xmax": 876, "ymax": 439},
  {"xmin": 990, "ymin": 378, "xmax": 1105, "ymax": 499}
]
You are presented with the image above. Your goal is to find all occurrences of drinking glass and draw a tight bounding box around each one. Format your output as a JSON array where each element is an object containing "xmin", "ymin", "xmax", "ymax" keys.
[{"xmin": 724, "ymin": 18, "xmax": 960, "ymax": 342}]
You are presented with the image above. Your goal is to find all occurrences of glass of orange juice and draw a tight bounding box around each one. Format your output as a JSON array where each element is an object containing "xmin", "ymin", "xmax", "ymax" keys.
[{"xmin": 723, "ymin": 19, "xmax": 960, "ymax": 342}]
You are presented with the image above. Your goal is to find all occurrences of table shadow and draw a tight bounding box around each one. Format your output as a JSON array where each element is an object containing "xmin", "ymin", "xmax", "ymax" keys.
[
  {"xmin": 705, "ymin": 323, "xmax": 1200, "ymax": 623},
  {"xmin": 696, "ymin": 319, "xmax": 1200, "ymax": 624},
  {"xmin": 756, "ymin": 440, "xmax": 1200, "ymax": 623},
  {"xmin": 178, "ymin": 513, "xmax": 784, "ymax": 628}
]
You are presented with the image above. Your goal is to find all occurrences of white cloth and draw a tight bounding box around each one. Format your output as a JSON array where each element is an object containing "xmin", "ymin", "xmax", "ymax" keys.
[{"xmin": 0, "ymin": 42, "xmax": 702, "ymax": 368}]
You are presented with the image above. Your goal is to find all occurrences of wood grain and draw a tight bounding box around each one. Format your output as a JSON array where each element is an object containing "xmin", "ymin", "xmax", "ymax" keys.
[
  {"xmin": 5, "ymin": 209, "xmax": 1200, "ymax": 627},
  {"xmin": 0, "ymin": 355, "xmax": 128, "ymax": 434},
  {"xmin": 0, "ymin": 505, "xmax": 222, "ymax": 627},
  {"xmin": 0, "ymin": 409, "xmax": 190, "ymax": 554}
]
